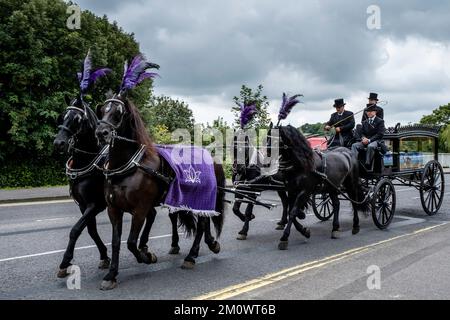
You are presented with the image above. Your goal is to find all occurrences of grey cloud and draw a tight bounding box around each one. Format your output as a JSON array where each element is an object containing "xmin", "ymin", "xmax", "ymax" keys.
[{"xmin": 74, "ymin": 0, "xmax": 450, "ymax": 125}]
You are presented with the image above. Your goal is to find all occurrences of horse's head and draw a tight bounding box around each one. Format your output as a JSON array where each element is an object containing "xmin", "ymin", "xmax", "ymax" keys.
[
  {"xmin": 95, "ymin": 92, "xmax": 129, "ymax": 145},
  {"xmin": 54, "ymin": 95, "xmax": 93, "ymax": 154}
]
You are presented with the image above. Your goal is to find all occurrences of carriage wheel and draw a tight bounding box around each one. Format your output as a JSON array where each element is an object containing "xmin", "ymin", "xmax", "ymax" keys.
[
  {"xmin": 312, "ymin": 192, "xmax": 334, "ymax": 221},
  {"xmin": 420, "ymin": 160, "xmax": 445, "ymax": 216},
  {"xmin": 371, "ymin": 179, "xmax": 396, "ymax": 230}
]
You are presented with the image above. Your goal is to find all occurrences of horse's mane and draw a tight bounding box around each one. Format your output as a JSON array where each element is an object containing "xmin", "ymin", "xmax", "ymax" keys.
[
  {"xmin": 84, "ymin": 102, "xmax": 98, "ymax": 130},
  {"xmin": 125, "ymin": 98, "xmax": 156, "ymax": 156},
  {"xmin": 280, "ymin": 125, "xmax": 315, "ymax": 172}
]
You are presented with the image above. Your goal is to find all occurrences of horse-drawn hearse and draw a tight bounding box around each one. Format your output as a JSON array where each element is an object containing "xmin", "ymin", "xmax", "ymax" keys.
[
  {"xmin": 53, "ymin": 51, "xmax": 446, "ymax": 289},
  {"xmin": 312, "ymin": 123, "xmax": 445, "ymax": 229}
]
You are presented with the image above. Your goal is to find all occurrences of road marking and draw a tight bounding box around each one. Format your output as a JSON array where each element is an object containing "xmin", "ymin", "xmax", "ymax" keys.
[
  {"xmin": 36, "ymin": 217, "xmax": 74, "ymax": 222},
  {"xmin": 0, "ymin": 199, "xmax": 73, "ymax": 208},
  {"xmin": 194, "ymin": 222, "xmax": 449, "ymax": 300},
  {"xmin": 0, "ymin": 233, "xmax": 179, "ymax": 263}
]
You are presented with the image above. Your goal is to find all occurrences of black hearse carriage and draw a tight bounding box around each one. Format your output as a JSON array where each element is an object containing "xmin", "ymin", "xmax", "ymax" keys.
[{"xmin": 312, "ymin": 124, "xmax": 445, "ymax": 229}]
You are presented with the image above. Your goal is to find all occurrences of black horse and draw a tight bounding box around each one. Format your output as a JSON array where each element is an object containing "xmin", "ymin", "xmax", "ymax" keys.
[
  {"xmin": 95, "ymin": 93, "xmax": 225, "ymax": 290},
  {"xmin": 270, "ymin": 125, "xmax": 369, "ymax": 250},
  {"xmin": 231, "ymin": 135, "xmax": 289, "ymax": 240},
  {"xmin": 53, "ymin": 97, "xmax": 111, "ymax": 277}
]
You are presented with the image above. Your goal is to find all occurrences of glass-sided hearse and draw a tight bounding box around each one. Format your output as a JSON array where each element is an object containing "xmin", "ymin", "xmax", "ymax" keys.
[{"xmin": 312, "ymin": 124, "xmax": 445, "ymax": 229}]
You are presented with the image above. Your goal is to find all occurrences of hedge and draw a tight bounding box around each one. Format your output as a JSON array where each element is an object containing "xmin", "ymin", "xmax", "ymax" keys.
[{"xmin": 0, "ymin": 159, "xmax": 67, "ymax": 189}]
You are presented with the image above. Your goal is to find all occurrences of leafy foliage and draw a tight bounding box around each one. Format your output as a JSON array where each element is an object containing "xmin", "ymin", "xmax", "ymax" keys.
[
  {"xmin": 144, "ymin": 95, "xmax": 195, "ymax": 135},
  {"xmin": 420, "ymin": 103, "xmax": 450, "ymax": 152},
  {"xmin": 300, "ymin": 122, "xmax": 326, "ymax": 136},
  {"xmin": 232, "ymin": 85, "xmax": 270, "ymax": 129},
  {"xmin": 0, "ymin": 0, "xmax": 151, "ymax": 164}
]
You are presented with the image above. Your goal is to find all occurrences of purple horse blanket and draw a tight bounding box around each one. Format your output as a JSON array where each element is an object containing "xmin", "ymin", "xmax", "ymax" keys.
[{"xmin": 156, "ymin": 145, "xmax": 218, "ymax": 216}]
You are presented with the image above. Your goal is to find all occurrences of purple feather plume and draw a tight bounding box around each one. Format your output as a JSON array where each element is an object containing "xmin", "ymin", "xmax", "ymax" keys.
[
  {"xmin": 278, "ymin": 93, "xmax": 303, "ymax": 121},
  {"xmin": 78, "ymin": 50, "xmax": 111, "ymax": 93},
  {"xmin": 120, "ymin": 54, "xmax": 160, "ymax": 92},
  {"xmin": 240, "ymin": 102, "xmax": 257, "ymax": 128}
]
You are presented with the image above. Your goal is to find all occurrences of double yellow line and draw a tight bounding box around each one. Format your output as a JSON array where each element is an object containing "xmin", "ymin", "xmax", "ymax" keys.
[{"xmin": 194, "ymin": 223, "xmax": 448, "ymax": 300}]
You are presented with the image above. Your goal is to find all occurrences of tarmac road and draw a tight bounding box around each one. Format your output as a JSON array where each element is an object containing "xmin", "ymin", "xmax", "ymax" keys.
[{"xmin": 0, "ymin": 179, "xmax": 449, "ymax": 300}]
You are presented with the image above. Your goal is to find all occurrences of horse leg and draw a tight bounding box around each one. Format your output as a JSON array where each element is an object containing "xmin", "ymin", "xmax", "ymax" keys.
[
  {"xmin": 181, "ymin": 217, "xmax": 206, "ymax": 269},
  {"xmin": 138, "ymin": 208, "xmax": 156, "ymax": 252},
  {"xmin": 58, "ymin": 204, "xmax": 99, "ymax": 277},
  {"xmin": 276, "ymin": 191, "xmax": 289, "ymax": 230},
  {"xmin": 127, "ymin": 210, "xmax": 157, "ymax": 265},
  {"xmin": 100, "ymin": 208, "xmax": 123, "ymax": 290},
  {"xmin": 278, "ymin": 191, "xmax": 302, "ymax": 250},
  {"xmin": 168, "ymin": 212, "xmax": 181, "ymax": 254},
  {"xmin": 232, "ymin": 195, "xmax": 246, "ymax": 222},
  {"xmin": 204, "ymin": 218, "xmax": 221, "ymax": 254},
  {"xmin": 86, "ymin": 216, "xmax": 110, "ymax": 269},
  {"xmin": 351, "ymin": 202, "xmax": 360, "ymax": 235},
  {"xmin": 330, "ymin": 192, "xmax": 341, "ymax": 239},
  {"xmin": 292, "ymin": 216, "xmax": 311, "ymax": 239},
  {"xmin": 237, "ymin": 203, "xmax": 254, "ymax": 240}
]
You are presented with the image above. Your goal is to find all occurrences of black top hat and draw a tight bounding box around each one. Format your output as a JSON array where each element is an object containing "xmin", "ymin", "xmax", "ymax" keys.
[
  {"xmin": 365, "ymin": 103, "xmax": 377, "ymax": 112},
  {"xmin": 333, "ymin": 98, "xmax": 346, "ymax": 108},
  {"xmin": 368, "ymin": 92, "xmax": 379, "ymax": 101}
]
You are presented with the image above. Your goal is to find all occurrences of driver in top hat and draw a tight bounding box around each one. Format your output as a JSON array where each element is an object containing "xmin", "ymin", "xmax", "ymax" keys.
[
  {"xmin": 352, "ymin": 104, "xmax": 386, "ymax": 170},
  {"xmin": 361, "ymin": 92, "xmax": 384, "ymax": 122},
  {"xmin": 324, "ymin": 98, "xmax": 355, "ymax": 149}
]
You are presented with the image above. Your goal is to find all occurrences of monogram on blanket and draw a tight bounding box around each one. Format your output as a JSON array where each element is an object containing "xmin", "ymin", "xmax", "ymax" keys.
[{"xmin": 157, "ymin": 145, "xmax": 219, "ymax": 216}]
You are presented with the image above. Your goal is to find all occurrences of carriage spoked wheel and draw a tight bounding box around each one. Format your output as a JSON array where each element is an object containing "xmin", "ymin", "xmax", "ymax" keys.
[
  {"xmin": 312, "ymin": 192, "xmax": 334, "ymax": 221},
  {"xmin": 420, "ymin": 160, "xmax": 445, "ymax": 216},
  {"xmin": 371, "ymin": 178, "xmax": 396, "ymax": 230}
]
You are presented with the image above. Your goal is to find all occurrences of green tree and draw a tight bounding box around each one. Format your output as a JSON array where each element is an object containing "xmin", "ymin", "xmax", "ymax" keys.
[
  {"xmin": 300, "ymin": 123, "xmax": 326, "ymax": 136},
  {"xmin": 232, "ymin": 84, "xmax": 270, "ymax": 129},
  {"xmin": 0, "ymin": 0, "xmax": 152, "ymax": 163},
  {"xmin": 420, "ymin": 103, "xmax": 450, "ymax": 152},
  {"xmin": 420, "ymin": 103, "xmax": 450, "ymax": 126},
  {"xmin": 144, "ymin": 95, "xmax": 195, "ymax": 137}
]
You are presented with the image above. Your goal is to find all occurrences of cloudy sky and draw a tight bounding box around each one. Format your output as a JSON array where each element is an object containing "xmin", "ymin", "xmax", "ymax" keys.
[{"xmin": 74, "ymin": 0, "xmax": 450, "ymax": 128}]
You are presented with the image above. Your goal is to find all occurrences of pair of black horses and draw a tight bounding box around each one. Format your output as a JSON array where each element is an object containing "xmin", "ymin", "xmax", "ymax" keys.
[{"xmin": 54, "ymin": 87, "xmax": 368, "ymax": 291}]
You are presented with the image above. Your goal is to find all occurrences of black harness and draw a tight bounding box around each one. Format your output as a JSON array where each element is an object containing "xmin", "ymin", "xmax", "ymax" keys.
[{"xmin": 100, "ymin": 135, "xmax": 172, "ymax": 185}]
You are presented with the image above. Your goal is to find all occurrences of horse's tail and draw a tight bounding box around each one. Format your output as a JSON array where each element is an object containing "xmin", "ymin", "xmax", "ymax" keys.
[
  {"xmin": 177, "ymin": 211, "xmax": 197, "ymax": 237},
  {"xmin": 212, "ymin": 162, "xmax": 226, "ymax": 238}
]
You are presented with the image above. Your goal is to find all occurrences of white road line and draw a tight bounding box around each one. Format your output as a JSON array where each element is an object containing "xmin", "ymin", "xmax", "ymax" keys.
[
  {"xmin": 0, "ymin": 199, "xmax": 73, "ymax": 208},
  {"xmin": 195, "ymin": 222, "xmax": 449, "ymax": 300},
  {"xmin": 35, "ymin": 217, "xmax": 74, "ymax": 222},
  {"xmin": 0, "ymin": 233, "xmax": 178, "ymax": 263}
]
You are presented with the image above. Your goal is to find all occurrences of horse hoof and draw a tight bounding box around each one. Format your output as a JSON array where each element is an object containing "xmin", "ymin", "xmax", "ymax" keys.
[
  {"xmin": 278, "ymin": 241, "xmax": 289, "ymax": 250},
  {"xmin": 352, "ymin": 227, "xmax": 360, "ymax": 235},
  {"xmin": 236, "ymin": 234, "xmax": 247, "ymax": 240},
  {"xmin": 275, "ymin": 224, "xmax": 285, "ymax": 230},
  {"xmin": 146, "ymin": 252, "xmax": 158, "ymax": 264},
  {"xmin": 303, "ymin": 228, "xmax": 311, "ymax": 239},
  {"xmin": 98, "ymin": 258, "xmax": 111, "ymax": 269},
  {"xmin": 139, "ymin": 245, "xmax": 149, "ymax": 253},
  {"xmin": 57, "ymin": 268, "xmax": 69, "ymax": 278},
  {"xmin": 169, "ymin": 246, "xmax": 180, "ymax": 255},
  {"xmin": 209, "ymin": 242, "xmax": 221, "ymax": 254},
  {"xmin": 331, "ymin": 231, "xmax": 340, "ymax": 239},
  {"xmin": 181, "ymin": 260, "xmax": 195, "ymax": 270},
  {"xmin": 100, "ymin": 280, "xmax": 117, "ymax": 291}
]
